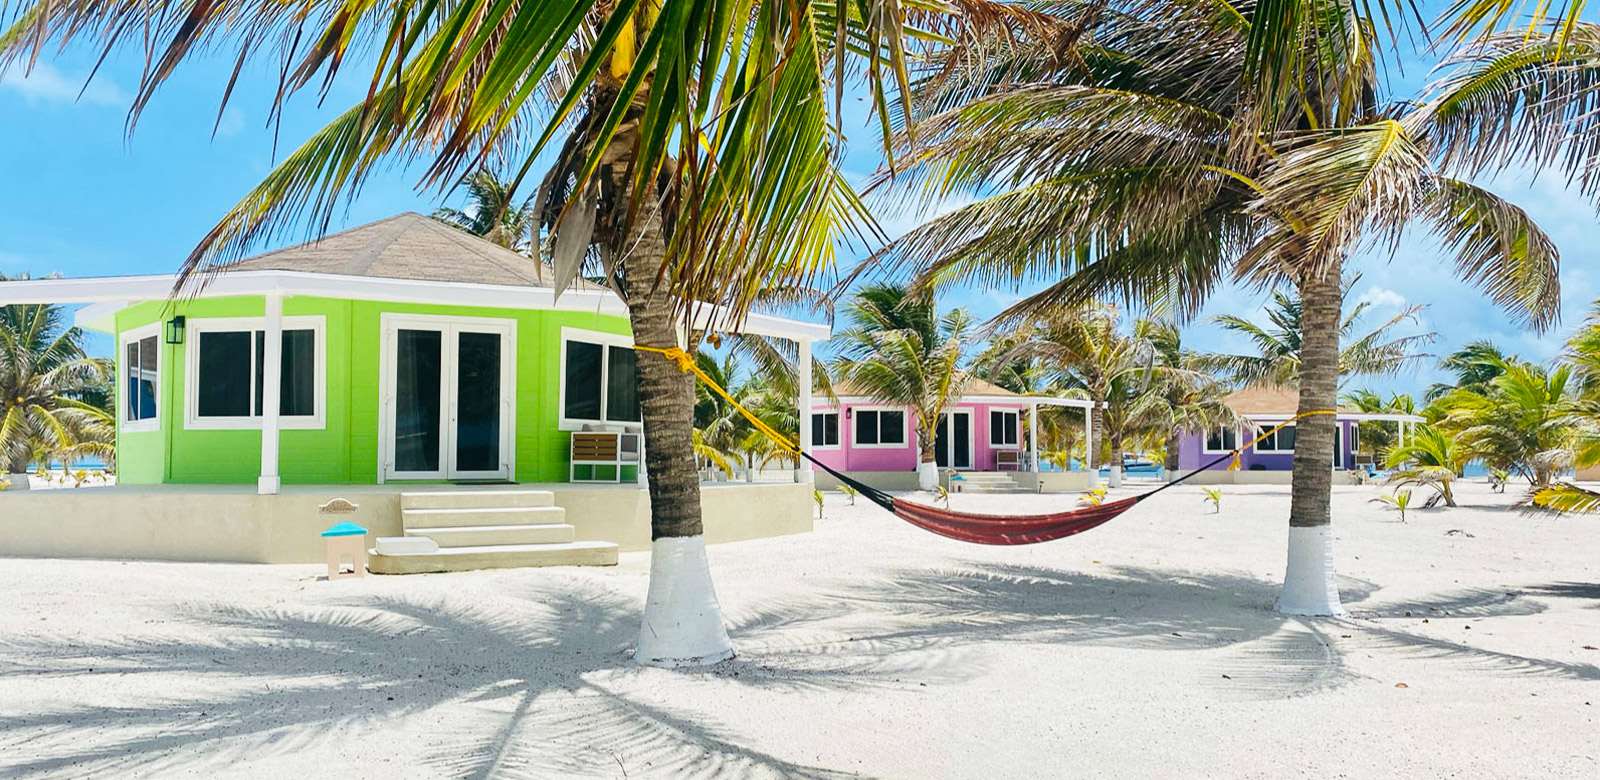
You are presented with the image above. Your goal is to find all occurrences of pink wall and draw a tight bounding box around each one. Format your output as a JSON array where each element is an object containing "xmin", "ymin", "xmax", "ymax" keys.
[{"xmin": 808, "ymin": 400, "xmax": 1029, "ymax": 473}]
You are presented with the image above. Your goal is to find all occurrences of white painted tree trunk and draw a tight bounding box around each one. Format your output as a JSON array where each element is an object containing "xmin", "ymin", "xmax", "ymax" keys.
[
  {"xmin": 917, "ymin": 461, "xmax": 939, "ymax": 491},
  {"xmin": 1108, "ymin": 465, "xmax": 1123, "ymax": 488},
  {"xmin": 635, "ymin": 535, "xmax": 736, "ymax": 667},
  {"xmin": 1275, "ymin": 525, "xmax": 1347, "ymax": 616}
]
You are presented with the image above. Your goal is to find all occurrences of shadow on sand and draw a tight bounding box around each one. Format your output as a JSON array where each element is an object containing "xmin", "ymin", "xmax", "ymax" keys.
[{"xmin": 1, "ymin": 563, "xmax": 1594, "ymax": 779}]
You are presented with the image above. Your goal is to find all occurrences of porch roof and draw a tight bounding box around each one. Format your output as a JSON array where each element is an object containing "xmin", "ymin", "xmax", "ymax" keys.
[
  {"xmin": 0, "ymin": 213, "xmax": 830, "ymax": 341},
  {"xmin": 819, "ymin": 378, "xmax": 1094, "ymax": 409}
]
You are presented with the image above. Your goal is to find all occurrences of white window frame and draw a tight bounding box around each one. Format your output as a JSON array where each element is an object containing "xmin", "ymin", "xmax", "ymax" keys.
[
  {"xmin": 1202, "ymin": 424, "xmax": 1239, "ymax": 454},
  {"xmin": 1254, "ymin": 422, "xmax": 1296, "ymax": 453},
  {"xmin": 119, "ymin": 323, "xmax": 163, "ymax": 433},
  {"xmin": 988, "ymin": 408, "xmax": 1020, "ymax": 449},
  {"xmin": 183, "ymin": 315, "xmax": 326, "ymax": 431},
  {"xmin": 851, "ymin": 405, "xmax": 908, "ymax": 448},
  {"xmin": 810, "ymin": 409, "xmax": 842, "ymax": 450},
  {"xmin": 557, "ymin": 326, "xmax": 642, "ymax": 431}
]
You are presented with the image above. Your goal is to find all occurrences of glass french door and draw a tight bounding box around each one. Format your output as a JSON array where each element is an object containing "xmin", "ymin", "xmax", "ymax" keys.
[
  {"xmin": 383, "ymin": 316, "xmax": 515, "ymax": 481},
  {"xmin": 933, "ymin": 410, "xmax": 973, "ymax": 470}
]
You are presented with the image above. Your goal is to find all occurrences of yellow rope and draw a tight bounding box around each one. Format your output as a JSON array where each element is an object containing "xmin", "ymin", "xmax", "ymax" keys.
[
  {"xmin": 1228, "ymin": 410, "xmax": 1337, "ymax": 470},
  {"xmin": 634, "ymin": 345, "xmax": 801, "ymax": 455}
]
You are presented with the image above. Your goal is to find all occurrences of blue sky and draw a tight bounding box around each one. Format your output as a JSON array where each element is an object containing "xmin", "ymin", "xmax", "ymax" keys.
[{"xmin": 1, "ymin": 6, "xmax": 1595, "ymax": 399}]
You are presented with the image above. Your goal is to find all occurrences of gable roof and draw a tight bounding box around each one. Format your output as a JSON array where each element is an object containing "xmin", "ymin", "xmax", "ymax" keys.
[
  {"xmin": 1222, "ymin": 386, "xmax": 1358, "ymax": 416},
  {"xmin": 225, "ymin": 212, "xmax": 600, "ymax": 289}
]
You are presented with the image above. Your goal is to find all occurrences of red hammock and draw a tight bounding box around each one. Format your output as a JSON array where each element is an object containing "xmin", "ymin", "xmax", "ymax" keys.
[{"xmin": 889, "ymin": 495, "xmax": 1143, "ymax": 545}]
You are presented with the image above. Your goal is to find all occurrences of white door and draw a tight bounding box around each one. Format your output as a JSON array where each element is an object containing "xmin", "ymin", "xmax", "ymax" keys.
[{"xmin": 380, "ymin": 315, "xmax": 516, "ymax": 481}]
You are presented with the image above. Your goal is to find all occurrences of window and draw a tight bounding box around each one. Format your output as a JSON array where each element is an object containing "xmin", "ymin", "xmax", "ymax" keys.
[
  {"xmin": 121, "ymin": 326, "xmax": 160, "ymax": 432},
  {"xmin": 1254, "ymin": 423, "xmax": 1296, "ymax": 453},
  {"xmin": 989, "ymin": 409, "xmax": 1019, "ymax": 447},
  {"xmin": 811, "ymin": 411, "xmax": 840, "ymax": 448},
  {"xmin": 854, "ymin": 408, "xmax": 906, "ymax": 446},
  {"xmin": 1203, "ymin": 425, "xmax": 1238, "ymax": 453},
  {"xmin": 185, "ymin": 316, "xmax": 325, "ymax": 430},
  {"xmin": 560, "ymin": 329, "xmax": 640, "ymax": 427}
]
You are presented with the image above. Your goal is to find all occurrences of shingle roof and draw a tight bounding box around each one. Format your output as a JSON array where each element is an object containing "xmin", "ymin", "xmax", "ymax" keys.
[
  {"xmin": 224, "ymin": 212, "xmax": 599, "ymax": 289},
  {"xmin": 1222, "ymin": 385, "xmax": 1359, "ymax": 415}
]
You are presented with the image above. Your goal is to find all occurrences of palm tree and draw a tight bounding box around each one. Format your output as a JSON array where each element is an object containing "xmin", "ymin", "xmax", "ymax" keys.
[
  {"xmin": 1141, "ymin": 319, "xmax": 1238, "ymax": 480},
  {"xmin": 832, "ymin": 284, "xmax": 975, "ymax": 491},
  {"xmin": 1424, "ymin": 341, "xmax": 1512, "ymax": 402},
  {"xmin": 0, "ymin": 273, "xmax": 115, "ymax": 488},
  {"xmin": 1383, "ymin": 425, "xmax": 1468, "ymax": 507},
  {"xmin": 432, "ymin": 169, "xmax": 538, "ymax": 255},
  {"xmin": 1433, "ymin": 358, "xmax": 1577, "ymax": 488},
  {"xmin": 1209, "ymin": 276, "xmax": 1435, "ymax": 388},
  {"xmin": 1342, "ymin": 388, "xmax": 1416, "ymax": 464},
  {"xmin": 0, "ymin": 0, "xmax": 1055, "ymax": 665},
  {"xmin": 870, "ymin": 0, "xmax": 1559, "ymax": 615}
]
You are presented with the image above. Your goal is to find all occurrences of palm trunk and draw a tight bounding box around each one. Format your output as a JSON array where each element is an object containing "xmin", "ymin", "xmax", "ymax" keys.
[
  {"xmin": 1278, "ymin": 264, "xmax": 1347, "ymax": 616},
  {"xmin": 1107, "ymin": 431, "xmax": 1124, "ymax": 488},
  {"xmin": 917, "ymin": 419, "xmax": 939, "ymax": 490},
  {"xmin": 622, "ymin": 194, "xmax": 735, "ymax": 668},
  {"xmin": 1088, "ymin": 403, "xmax": 1104, "ymax": 487},
  {"xmin": 1165, "ymin": 427, "xmax": 1182, "ymax": 483}
]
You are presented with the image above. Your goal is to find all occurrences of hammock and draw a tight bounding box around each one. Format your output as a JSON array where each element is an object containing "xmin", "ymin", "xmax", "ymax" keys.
[{"xmin": 636, "ymin": 345, "xmax": 1327, "ymax": 546}]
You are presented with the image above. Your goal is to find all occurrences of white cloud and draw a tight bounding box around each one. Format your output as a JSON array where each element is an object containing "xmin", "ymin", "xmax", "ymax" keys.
[
  {"xmin": 0, "ymin": 62, "xmax": 125, "ymax": 107},
  {"xmin": 214, "ymin": 107, "xmax": 247, "ymax": 137},
  {"xmin": 1356, "ymin": 286, "xmax": 1406, "ymax": 309}
]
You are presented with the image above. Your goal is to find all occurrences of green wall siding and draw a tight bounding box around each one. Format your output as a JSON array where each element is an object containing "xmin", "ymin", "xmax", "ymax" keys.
[{"xmin": 111, "ymin": 294, "xmax": 632, "ymax": 485}]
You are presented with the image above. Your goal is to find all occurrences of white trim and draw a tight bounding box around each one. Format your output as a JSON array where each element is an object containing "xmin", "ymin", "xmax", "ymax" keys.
[
  {"xmin": 1242, "ymin": 412, "xmax": 1424, "ymax": 423},
  {"xmin": 988, "ymin": 408, "xmax": 1020, "ymax": 449},
  {"xmin": 117, "ymin": 323, "xmax": 163, "ymax": 434},
  {"xmin": 809, "ymin": 410, "xmax": 842, "ymax": 450},
  {"xmin": 378, "ymin": 313, "xmax": 518, "ymax": 482},
  {"xmin": 76, "ymin": 300, "xmax": 128, "ymax": 332},
  {"xmin": 936, "ymin": 409, "xmax": 975, "ymax": 469},
  {"xmin": 1253, "ymin": 422, "xmax": 1296, "ymax": 453},
  {"xmin": 850, "ymin": 406, "xmax": 909, "ymax": 448},
  {"xmin": 183, "ymin": 315, "xmax": 326, "ymax": 431},
  {"xmin": 0, "ymin": 270, "xmax": 830, "ymax": 341},
  {"xmin": 823, "ymin": 393, "xmax": 1091, "ymax": 409},
  {"xmin": 557, "ymin": 327, "xmax": 643, "ymax": 432},
  {"xmin": 1202, "ymin": 424, "xmax": 1239, "ymax": 454}
]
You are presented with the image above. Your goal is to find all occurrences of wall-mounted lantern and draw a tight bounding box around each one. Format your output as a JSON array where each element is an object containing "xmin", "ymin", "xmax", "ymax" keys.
[{"xmin": 164, "ymin": 315, "xmax": 186, "ymax": 345}]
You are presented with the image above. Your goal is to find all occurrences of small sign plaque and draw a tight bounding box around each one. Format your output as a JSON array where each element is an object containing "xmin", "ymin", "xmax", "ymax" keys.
[{"xmin": 319, "ymin": 498, "xmax": 360, "ymax": 514}]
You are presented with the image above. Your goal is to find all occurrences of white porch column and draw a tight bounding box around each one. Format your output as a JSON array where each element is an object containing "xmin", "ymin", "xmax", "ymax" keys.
[
  {"xmin": 1084, "ymin": 405, "xmax": 1098, "ymax": 488},
  {"xmin": 795, "ymin": 337, "xmax": 814, "ymax": 484},
  {"xmin": 258, "ymin": 292, "xmax": 283, "ymax": 495},
  {"xmin": 1029, "ymin": 403, "xmax": 1040, "ymax": 473}
]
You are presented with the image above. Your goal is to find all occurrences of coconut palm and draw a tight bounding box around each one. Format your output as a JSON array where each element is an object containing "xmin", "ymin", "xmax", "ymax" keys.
[
  {"xmin": 870, "ymin": 0, "xmax": 1558, "ymax": 615},
  {"xmin": 1424, "ymin": 340, "xmax": 1512, "ymax": 403},
  {"xmin": 1208, "ymin": 276, "xmax": 1435, "ymax": 388},
  {"xmin": 1434, "ymin": 358, "xmax": 1577, "ymax": 488},
  {"xmin": 1141, "ymin": 319, "xmax": 1238, "ymax": 479},
  {"xmin": 432, "ymin": 169, "xmax": 539, "ymax": 255},
  {"xmin": 0, "ymin": 0, "xmax": 1059, "ymax": 665},
  {"xmin": 1383, "ymin": 425, "xmax": 1468, "ymax": 507},
  {"xmin": 0, "ymin": 274, "xmax": 115, "ymax": 487},
  {"xmin": 831, "ymin": 284, "xmax": 976, "ymax": 491}
]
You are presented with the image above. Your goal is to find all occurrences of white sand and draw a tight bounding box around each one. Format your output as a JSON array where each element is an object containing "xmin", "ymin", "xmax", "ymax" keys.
[{"xmin": 1, "ymin": 480, "xmax": 1596, "ymax": 779}]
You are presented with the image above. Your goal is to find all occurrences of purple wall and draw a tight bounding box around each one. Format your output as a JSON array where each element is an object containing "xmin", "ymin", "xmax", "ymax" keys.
[
  {"xmin": 808, "ymin": 400, "xmax": 1030, "ymax": 472},
  {"xmin": 1177, "ymin": 419, "xmax": 1360, "ymax": 472}
]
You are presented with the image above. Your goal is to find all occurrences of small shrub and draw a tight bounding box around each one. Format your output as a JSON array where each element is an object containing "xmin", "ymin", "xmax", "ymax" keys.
[
  {"xmin": 1201, "ymin": 487, "xmax": 1223, "ymax": 514},
  {"xmin": 1371, "ymin": 489, "xmax": 1413, "ymax": 522},
  {"xmin": 837, "ymin": 484, "xmax": 858, "ymax": 505},
  {"xmin": 813, "ymin": 489, "xmax": 824, "ymax": 518}
]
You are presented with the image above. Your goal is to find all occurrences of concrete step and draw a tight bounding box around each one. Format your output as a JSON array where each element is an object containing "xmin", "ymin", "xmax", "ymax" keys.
[
  {"xmin": 400, "ymin": 490, "xmax": 555, "ymax": 510},
  {"xmin": 958, "ymin": 485, "xmax": 1032, "ymax": 494},
  {"xmin": 368, "ymin": 541, "xmax": 618, "ymax": 574},
  {"xmin": 954, "ymin": 473, "xmax": 1023, "ymax": 483},
  {"xmin": 402, "ymin": 505, "xmax": 567, "ymax": 529},
  {"xmin": 406, "ymin": 523, "xmax": 576, "ymax": 547}
]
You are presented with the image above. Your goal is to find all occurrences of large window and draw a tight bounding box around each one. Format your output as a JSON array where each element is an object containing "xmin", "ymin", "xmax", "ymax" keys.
[
  {"xmin": 1254, "ymin": 422, "xmax": 1296, "ymax": 453},
  {"xmin": 121, "ymin": 326, "xmax": 160, "ymax": 432},
  {"xmin": 185, "ymin": 316, "xmax": 324, "ymax": 429},
  {"xmin": 811, "ymin": 411, "xmax": 840, "ymax": 449},
  {"xmin": 853, "ymin": 408, "xmax": 906, "ymax": 446},
  {"xmin": 989, "ymin": 409, "xmax": 1019, "ymax": 447},
  {"xmin": 1203, "ymin": 425, "xmax": 1238, "ymax": 453},
  {"xmin": 560, "ymin": 329, "xmax": 640, "ymax": 427}
]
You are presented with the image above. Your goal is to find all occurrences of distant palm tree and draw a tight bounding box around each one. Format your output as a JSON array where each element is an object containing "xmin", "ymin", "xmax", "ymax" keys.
[
  {"xmin": 432, "ymin": 169, "xmax": 537, "ymax": 255},
  {"xmin": 0, "ymin": 273, "xmax": 114, "ymax": 485},
  {"xmin": 1434, "ymin": 358, "xmax": 1577, "ymax": 488},
  {"xmin": 1209, "ymin": 276, "xmax": 1435, "ymax": 388},
  {"xmin": 1142, "ymin": 319, "xmax": 1237, "ymax": 479},
  {"xmin": 1425, "ymin": 341, "xmax": 1512, "ymax": 402},
  {"xmin": 832, "ymin": 284, "xmax": 975, "ymax": 490},
  {"xmin": 1342, "ymin": 388, "xmax": 1417, "ymax": 463},
  {"xmin": 1383, "ymin": 425, "xmax": 1469, "ymax": 508}
]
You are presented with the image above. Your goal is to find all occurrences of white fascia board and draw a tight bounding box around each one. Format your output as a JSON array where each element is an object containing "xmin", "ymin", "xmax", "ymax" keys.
[
  {"xmin": 820, "ymin": 394, "xmax": 1093, "ymax": 408},
  {"xmin": 1, "ymin": 270, "xmax": 831, "ymax": 341},
  {"xmin": 73, "ymin": 301, "xmax": 128, "ymax": 333},
  {"xmin": 1243, "ymin": 413, "xmax": 1426, "ymax": 423}
]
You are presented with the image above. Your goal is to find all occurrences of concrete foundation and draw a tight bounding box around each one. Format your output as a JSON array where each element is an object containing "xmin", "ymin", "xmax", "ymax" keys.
[{"xmin": 0, "ymin": 481, "xmax": 812, "ymax": 564}]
